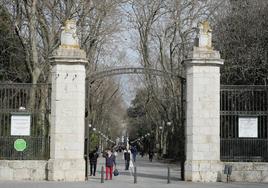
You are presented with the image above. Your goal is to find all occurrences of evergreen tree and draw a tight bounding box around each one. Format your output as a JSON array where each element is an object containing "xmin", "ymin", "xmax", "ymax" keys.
[
  {"xmin": 0, "ymin": 6, "xmax": 29, "ymax": 82},
  {"xmin": 214, "ymin": 0, "xmax": 268, "ymax": 85}
]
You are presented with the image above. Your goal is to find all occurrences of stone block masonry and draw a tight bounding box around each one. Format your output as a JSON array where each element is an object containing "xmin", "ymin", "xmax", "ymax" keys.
[
  {"xmin": 220, "ymin": 162, "xmax": 268, "ymax": 183},
  {"xmin": 47, "ymin": 159, "xmax": 85, "ymax": 181},
  {"xmin": 47, "ymin": 20, "xmax": 87, "ymax": 181},
  {"xmin": 0, "ymin": 161, "xmax": 47, "ymax": 181},
  {"xmin": 183, "ymin": 21, "xmax": 224, "ymax": 182}
]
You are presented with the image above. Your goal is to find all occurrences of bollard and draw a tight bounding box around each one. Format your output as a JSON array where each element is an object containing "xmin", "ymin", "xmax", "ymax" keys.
[
  {"xmin": 101, "ymin": 166, "xmax": 104, "ymax": 183},
  {"xmin": 134, "ymin": 166, "xmax": 137, "ymax": 184},
  {"xmin": 167, "ymin": 166, "xmax": 170, "ymax": 184},
  {"xmin": 181, "ymin": 160, "xmax": 185, "ymax": 181},
  {"xmin": 224, "ymin": 165, "xmax": 232, "ymax": 183},
  {"xmin": 85, "ymin": 155, "xmax": 89, "ymax": 181}
]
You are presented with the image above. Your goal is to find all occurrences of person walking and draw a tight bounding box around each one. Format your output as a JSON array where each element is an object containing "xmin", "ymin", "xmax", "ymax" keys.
[
  {"xmin": 89, "ymin": 148, "xmax": 99, "ymax": 176},
  {"xmin": 131, "ymin": 145, "xmax": 137, "ymax": 162},
  {"xmin": 103, "ymin": 148, "xmax": 116, "ymax": 180},
  {"xmin": 149, "ymin": 150, "xmax": 154, "ymax": 162},
  {"xmin": 123, "ymin": 146, "xmax": 131, "ymax": 170}
]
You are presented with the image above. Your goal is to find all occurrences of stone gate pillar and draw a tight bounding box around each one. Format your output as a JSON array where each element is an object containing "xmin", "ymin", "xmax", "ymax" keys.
[
  {"xmin": 183, "ymin": 21, "xmax": 224, "ymax": 182},
  {"xmin": 48, "ymin": 20, "xmax": 87, "ymax": 181}
]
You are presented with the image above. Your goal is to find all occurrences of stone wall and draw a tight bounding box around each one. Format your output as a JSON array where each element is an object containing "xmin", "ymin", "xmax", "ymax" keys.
[
  {"xmin": 0, "ymin": 160, "xmax": 47, "ymax": 180},
  {"xmin": 47, "ymin": 159, "xmax": 85, "ymax": 181},
  {"xmin": 221, "ymin": 162, "xmax": 268, "ymax": 183}
]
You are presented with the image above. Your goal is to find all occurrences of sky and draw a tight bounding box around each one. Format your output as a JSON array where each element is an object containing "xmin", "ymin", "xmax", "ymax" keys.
[{"xmin": 100, "ymin": 4, "xmax": 144, "ymax": 107}]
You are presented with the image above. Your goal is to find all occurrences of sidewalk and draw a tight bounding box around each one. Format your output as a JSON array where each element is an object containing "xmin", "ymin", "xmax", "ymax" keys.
[
  {"xmin": 90, "ymin": 152, "xmax": 181, "ymax": 182},
  {"xmin": 1, "ymin": 179, "xmax": 268, "ymax": 188}
]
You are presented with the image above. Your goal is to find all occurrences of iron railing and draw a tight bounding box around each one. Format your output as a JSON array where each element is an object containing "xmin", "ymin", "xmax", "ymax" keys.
[
  {"xmin": 0, "ymin": 136, "xmax": 50, "ymax": 160},
  {"xmin": 221, "ymin": 138, "xmax": 268, "ymax": 162},
  {"xmin": 220, "ymin": 85, "xmax": 268, "ymax": 162},
  {"xmin": 0, "ymin": 83, "xmax": 50, "ymax": 160}
]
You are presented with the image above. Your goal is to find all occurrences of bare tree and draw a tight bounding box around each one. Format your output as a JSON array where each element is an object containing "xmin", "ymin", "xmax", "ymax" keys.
[
  {"xmin": 0, "ymin": 0, "xmax": 127, "ymax": 141},
  {"xmin": 127, "ymin": 0, "xmax": 225, "ymax": 158}
]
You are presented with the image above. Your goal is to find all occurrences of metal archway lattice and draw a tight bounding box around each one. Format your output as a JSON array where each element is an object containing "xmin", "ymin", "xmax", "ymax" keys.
[{"xmin": 87, "ymin": 67, "xmax": 185, "ymax": 82}]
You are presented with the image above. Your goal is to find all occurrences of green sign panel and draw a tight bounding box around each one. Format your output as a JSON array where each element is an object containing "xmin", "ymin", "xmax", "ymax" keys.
[{"xmin": 14, "ymin": 139, "xmax": 27, "ymax": 151}]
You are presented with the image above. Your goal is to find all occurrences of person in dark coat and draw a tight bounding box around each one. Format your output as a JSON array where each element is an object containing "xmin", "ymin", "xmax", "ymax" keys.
[
  {"xmin": 149, "ymin": 150, "xmax": 154, "ymax": 162},
  {"xmin": 131, "ymin": 146, "xmax": 137, "ymax": 162},
  {"xmin": 124, "ymin": 147, "xmax": 131, "ymax": 170},
  {"xmin": 89, "ymin": 148, "xmax": 99, "ymax": 176},
  {"xmin": 103, "ymin": 148, "xmax": 116, "ymax": 180}
]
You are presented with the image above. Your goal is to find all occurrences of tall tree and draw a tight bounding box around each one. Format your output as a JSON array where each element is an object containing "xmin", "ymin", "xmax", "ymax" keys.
[
  {"xmin": 0, "ymin": 0, "xmax": 127, "ymax": 137},
  {"xmin": 127, "ymin": 0, "xmax": 224, "ymax": 159},
  {"xmin": 214, "ymin": 0, "xmax": 268, "ymax": 84},
  {"xmin": 0, "ymin": 6, "xmax": 28, "ymax": 82}
]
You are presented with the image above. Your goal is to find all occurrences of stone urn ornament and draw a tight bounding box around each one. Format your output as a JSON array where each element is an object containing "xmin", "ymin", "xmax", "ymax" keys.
[{"xmin": 60, "ymin": 19, "xmax": 79, "ymax": 48}]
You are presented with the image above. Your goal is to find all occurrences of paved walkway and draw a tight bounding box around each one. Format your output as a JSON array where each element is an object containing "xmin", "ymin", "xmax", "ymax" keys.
[
  {"xmin": 87, "ymin": 152, "xmax": 181, "ymax": 183},
  {"xmin": 0, "ymin": 153, "xmax": 267, "ymax": 188}
]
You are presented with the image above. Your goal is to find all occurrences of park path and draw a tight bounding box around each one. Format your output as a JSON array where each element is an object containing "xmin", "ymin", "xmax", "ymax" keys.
[{"xmin": 87, "ymin": 152, "xmax": 181, "ymax": 184}]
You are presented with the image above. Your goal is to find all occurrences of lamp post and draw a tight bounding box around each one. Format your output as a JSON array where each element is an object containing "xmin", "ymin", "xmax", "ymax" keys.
[
  {"xmin": 98, "ymin": 131, "xmax": 104, "ymax": 151},
  {"xmin": 158, "ymin": 121, "xmax": 171, "ymax": 158},
  {"xmin": 85, "ymin": 123, "xmax": 91, "ymax": 180},
  {"xmin": 159, "ymin": 125, "xmax": 163, "ymax": 158},
  {"xmin": 86, "ymin": 123, "xmax": 96, "ymax": 180},
  {"xmin": 87, "ymin": 124, "xmax": 92, "ymax": 155},
  {"xmin": 163, "ymin": 121, "xmax": 171, "ymax": 156}
]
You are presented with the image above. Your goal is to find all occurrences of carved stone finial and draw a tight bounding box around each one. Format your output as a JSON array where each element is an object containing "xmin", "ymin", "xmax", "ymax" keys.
[
  {"xmin": 60, "ymin": 20, "xmax": 79, "ymax": 48},
  {"xmin": 196, "ymin": 21, "xmax": 212, "ymax": 50},
  {"xmin": 201, "ymin": 21, "xmax": 211, "ymax": 34}
]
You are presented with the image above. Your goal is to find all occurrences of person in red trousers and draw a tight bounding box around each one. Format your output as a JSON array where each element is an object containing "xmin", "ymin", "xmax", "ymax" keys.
[{"xmin": 103, "ymin": 148, "xmax": 116, "ymax": 180}]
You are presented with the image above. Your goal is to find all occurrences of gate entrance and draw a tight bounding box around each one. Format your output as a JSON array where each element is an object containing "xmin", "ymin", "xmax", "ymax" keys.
[
  {"xmin": 84, "ymin": 66, "xmax": 186, "ymax": 180},
  {"xmin": 0, "ymin": 20, "xmax": 226, "ymax": 182}
]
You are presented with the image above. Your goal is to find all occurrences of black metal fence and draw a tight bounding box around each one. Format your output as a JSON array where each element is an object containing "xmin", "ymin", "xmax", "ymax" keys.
[
  {"xmin": 0, "ymin": 136, "xmax": 50, "ymax": 160},
  {"xmin": 0, "ymin": 83, "xmax": 50, "ymax": 160},
  {"xmin": 220, "ymin": 85, "xmax": 268, "ymax": 162}
]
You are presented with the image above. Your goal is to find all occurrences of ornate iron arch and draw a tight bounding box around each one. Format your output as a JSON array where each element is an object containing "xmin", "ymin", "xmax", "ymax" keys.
[{"xmin": 87, "ymin": 67, "xmax": 185, "ymax": 82}]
